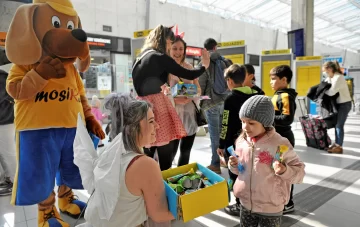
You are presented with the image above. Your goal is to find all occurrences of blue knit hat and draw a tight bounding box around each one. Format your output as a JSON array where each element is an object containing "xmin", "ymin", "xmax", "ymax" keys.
[{"xmin": 239, "ymin": 95, "xmax": 275, "ymax": 127}]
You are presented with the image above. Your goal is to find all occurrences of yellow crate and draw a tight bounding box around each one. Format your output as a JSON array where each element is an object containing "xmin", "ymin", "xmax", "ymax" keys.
[{"xmin": 162, "ymin": 163, "xmax": 229, "ymax": 223}]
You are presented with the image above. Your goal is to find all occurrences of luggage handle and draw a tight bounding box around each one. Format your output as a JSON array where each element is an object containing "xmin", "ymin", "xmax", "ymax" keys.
[{"xmin": 298, "ymin": 97, "xmax": 308, "ymax": 116}]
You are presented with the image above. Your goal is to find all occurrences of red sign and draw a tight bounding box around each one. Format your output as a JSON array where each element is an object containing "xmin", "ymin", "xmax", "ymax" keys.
[
  {"xmin": 0, "ymin": 32, "xmax": 6, "ymax": 47},
  {"xmin": 186, "ymin": 47, "xmax": 202, "ymax": 57}
]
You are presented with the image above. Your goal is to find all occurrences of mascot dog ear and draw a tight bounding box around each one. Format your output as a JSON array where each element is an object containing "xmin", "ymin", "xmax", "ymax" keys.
[
  {"xmin": 76, "ymin": 17, "xmax": 91, "ymax": 73},
  {"xmin": 6, "ymin": 4, "xmax": 42, "ymax": 65}
]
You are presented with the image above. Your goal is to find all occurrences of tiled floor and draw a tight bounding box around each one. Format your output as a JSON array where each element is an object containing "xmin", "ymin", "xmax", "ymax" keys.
[{"xmin": 2, "ymin": 114, "xmax": 360, "ymax": 227}]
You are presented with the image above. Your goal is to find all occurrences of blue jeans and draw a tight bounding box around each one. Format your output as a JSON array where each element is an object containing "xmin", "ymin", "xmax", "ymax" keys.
[
  {"xmin": 205, "ymin": 103, "xmax": 223, "ymax": 167},
  {"xmin": 335, "ymin": 102, "xmax": 352, "ymax": 146}
]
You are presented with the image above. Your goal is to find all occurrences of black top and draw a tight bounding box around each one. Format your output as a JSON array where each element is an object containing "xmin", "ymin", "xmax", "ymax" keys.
[
  {"xmin": 251, "ymin": 85, "xmax": 265, "ymax": 95},
  {"xmin": 0, "ymin": 69, "xmax": 14, "ymax": 125},
  {"xmin": 272, "ymin": 88, "xmax": 298, "ymax": 133},
  {"xmin": 219, "ymin": 87, "xmax": 259, "ymax": 149},
  {"xmin": 132, "ymin": 50, "xmax": 206, "ymax": 96}
]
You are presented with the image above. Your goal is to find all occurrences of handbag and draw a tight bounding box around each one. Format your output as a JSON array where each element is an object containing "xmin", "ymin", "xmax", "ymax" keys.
[{"xmin": 192, "ymin": 100, "xmax": 207, "ymax": 127}]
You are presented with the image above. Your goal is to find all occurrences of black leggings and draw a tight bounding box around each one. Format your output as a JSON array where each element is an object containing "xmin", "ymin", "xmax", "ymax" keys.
[
  {"xmin": 278, "ymin": 130, "xmax": 295, "ymax": 205},
  {"xmin": 224, "ymin": 144, "xmax": 241, "ymax": 205},
  {"xmin": 173, "ymin": 133, "xmax": 196, "ymax": 167},
  {"xmin": 144, "ymin": 140, "xmax": 179, "ymax": 171}
]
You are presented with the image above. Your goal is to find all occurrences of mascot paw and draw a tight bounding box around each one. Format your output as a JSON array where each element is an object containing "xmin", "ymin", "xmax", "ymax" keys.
[
  {"xmin": 38, "ymin": 206, "xmax": 69, "ymax": 227},
  {"xmin": 58, "ymin": 190, "xmax": 86, "ymax": 219},
  {"xmin": 86, "ymin": 117, "xmax": 105, "ymax": 140}
]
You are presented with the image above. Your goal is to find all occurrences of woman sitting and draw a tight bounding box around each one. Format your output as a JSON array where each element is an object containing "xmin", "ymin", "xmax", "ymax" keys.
[{"xmin": 75, "ymin": 94, "xmax": 174, "ymax": 227}]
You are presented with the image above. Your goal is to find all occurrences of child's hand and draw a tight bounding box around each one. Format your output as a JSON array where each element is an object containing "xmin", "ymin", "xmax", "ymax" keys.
[
  {"xmin": 273, "ymin": 161, "xmax": 287, "ymax": 175},
  {"xmin": 217, "ymin": 148, "xmax": 224, "ymax": 157},
  {"xmin": 229, "ymin": 156, "xmax": 238, "ymax": 168}
]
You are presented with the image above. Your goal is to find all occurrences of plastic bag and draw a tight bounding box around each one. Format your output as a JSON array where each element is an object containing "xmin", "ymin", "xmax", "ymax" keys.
[
  {"xmin": 73, "ymin": 113, "xmax": 98, "ymax": 194},
  {"xmin": 74, "ymin": 113, "xmax": 124, "ymax": 221}
]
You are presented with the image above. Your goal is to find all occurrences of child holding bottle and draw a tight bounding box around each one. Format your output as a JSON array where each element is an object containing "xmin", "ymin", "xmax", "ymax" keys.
[{"xmin": 228, "ymin": 95, "xmax": 305, "ymax": 227}]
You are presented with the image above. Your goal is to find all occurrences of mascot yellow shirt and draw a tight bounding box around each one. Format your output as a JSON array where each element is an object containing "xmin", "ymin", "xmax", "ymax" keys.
[{"xmin": 8, "ymin": 63, "xmax": 86, "ymax": 131}]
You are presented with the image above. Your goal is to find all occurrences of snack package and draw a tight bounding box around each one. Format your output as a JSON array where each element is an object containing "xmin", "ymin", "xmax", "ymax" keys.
[
  {"xmin": 169, "ymin": 184, "xmax": 184, "ymax": 193},
  {"xmin": 167, "ymin": 168, "xmax": 195, "ymax": 183},
  {"xmin": 171, "ymin": 83, "xmax": 197, "ymax": 97}
]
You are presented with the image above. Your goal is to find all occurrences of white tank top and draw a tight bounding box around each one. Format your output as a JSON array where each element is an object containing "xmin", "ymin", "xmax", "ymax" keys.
[{"xmin": 84, "ymin": 152, "xmax": 148, "ymax": 227}]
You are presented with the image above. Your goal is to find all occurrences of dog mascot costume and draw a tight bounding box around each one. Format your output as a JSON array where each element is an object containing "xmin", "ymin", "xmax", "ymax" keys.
[{"xmin": 5, "ymin": 0, "xmax": 105, "ymax": 226}]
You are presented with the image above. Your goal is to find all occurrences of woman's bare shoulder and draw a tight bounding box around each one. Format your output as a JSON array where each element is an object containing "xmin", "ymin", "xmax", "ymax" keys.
[{"xmin": 130, "ymin": 154, "xmax": 160, "ymax": 173}]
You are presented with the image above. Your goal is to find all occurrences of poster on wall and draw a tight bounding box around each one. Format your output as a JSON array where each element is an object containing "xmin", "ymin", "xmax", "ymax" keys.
[
  {"xmin": 224, "ymin": 54, "xmax": 244, "ymax": 65},
  {"xmin": 84, "ymin": 66, "xmax": 98, "ymax": 89},
  {"xmin": 98, "ymin": 76, "xmax": 112, "ymax": 90}
]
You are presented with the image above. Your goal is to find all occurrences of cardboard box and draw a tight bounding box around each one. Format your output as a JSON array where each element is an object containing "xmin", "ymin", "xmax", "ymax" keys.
[
  {"xmin": 162, "ymin": 163, "xmax": 229, "ymax": 222},
  {"xmin": 171, "ymin": 83, "xmax": 197, "ymax": 97}
]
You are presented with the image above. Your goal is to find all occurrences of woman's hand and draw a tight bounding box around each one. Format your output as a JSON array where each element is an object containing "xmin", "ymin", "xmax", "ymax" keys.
[
  {"xmin": 174, "ymin": 97, "xmax": 191, "ymax": 105},
  {"xmin": 201, "ymin": 49, "xmax": 210, "ymax": 69},
  {"xmin": 273, "ymin": 161, "xmax": 287, "ymax": 175},
  {"xmin": 229, "ymin": 156, "xmax": 238, "ymax": 168},
  {"xmin": 162, "ymin": 85, "xmax": 171, "ymax": 96}
]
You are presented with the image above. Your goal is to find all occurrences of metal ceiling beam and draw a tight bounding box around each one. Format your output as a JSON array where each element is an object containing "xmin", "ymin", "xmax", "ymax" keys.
[
  {"xmin": 229, "ymin": 0, "xmax": 270, "ymax": 18},
  {"xmin": 161, "ymin": 0, "xmax": 360, "ymax": 51},
  {"xmin": 277, "ymin": 0, "xmax": 358, "ymax": 35},
  {"xmin": 348, "ymin": 0, "xmax": 360, "ymax": 9}
]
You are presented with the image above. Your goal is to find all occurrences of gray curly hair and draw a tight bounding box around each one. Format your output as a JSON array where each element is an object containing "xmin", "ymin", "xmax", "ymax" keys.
[{"xmin": 104, "ymin": 93, "xmax": 151, "ymax": 153}]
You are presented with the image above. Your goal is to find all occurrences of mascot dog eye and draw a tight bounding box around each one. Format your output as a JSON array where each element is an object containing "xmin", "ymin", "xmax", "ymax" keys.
[{"xmin": 52, "ymin": 16, "xmax": 61, "ymax": 28}]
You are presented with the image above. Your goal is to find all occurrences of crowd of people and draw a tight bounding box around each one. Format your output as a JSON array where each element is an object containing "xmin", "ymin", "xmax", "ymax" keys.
[{"xmin": 0, "ymin": 23, "xmax": 353, "ymax": 227}]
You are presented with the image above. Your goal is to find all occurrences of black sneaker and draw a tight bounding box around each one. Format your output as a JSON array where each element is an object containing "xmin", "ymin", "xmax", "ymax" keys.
[
  {"xmin": 0, "ymin": 184, "xmax": 13, "ymax": 196},
  {"xmin": 224, "ymin": 203, "xmax": 240, "ymax": 216},
  {"xmin": 0, "ymin": 178, "xmax": 12, "ymax": 188},
  {"xmin": 283, "ymin": 202, "xmax": 295, "ymax": 214}
]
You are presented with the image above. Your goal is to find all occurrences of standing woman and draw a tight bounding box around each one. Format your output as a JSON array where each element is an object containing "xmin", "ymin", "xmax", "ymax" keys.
[
  {"xmin": 323, "ymin": 61, "xmax": 352, "ymax": 153},
  {"xmin": 132, "ymin": 25, "xmax": 210, "ymax": 170},
  {"xmin": 168, "ymin": 35, "xmax": 201, "ymax": 167}
]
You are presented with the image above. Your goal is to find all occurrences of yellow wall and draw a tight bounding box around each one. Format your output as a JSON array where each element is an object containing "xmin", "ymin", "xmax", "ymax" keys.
[{"xmin": 262, "ymin": 60, "xmax": 291, "ymax": 96}]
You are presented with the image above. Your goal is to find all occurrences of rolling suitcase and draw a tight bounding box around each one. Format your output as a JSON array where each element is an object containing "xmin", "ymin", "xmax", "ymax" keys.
[{"xmin": 298, "ymin": 98, "xmax": 331, "ymax": 150}]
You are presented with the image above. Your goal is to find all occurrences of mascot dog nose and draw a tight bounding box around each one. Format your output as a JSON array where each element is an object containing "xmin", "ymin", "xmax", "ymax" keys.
[{"xmin": 71, "ymin": 29, "xmax": 87, "ymax": 42}]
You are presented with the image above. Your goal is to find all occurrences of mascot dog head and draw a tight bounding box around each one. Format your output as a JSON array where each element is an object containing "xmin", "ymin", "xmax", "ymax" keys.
[{"xmin": 6, "ymin": 0, "xmax": 90, "ymax": 72}]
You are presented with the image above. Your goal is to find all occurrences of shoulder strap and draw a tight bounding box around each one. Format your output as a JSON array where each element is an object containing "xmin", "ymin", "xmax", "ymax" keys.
[
  {"xmin": 132, "ymin": 49, "xmax": 156, "ymax": 74},
  {"xmin": 126, "ymin": 155, "xmax": 144, "ymax": 171}
]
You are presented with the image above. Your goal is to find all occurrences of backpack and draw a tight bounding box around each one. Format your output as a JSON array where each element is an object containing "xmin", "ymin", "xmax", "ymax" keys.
[
  {"xmin": 345, "ymin": 76, "xmax": 354, "ymax": 103},
  {"xmin": 212, "ymin": 56, "xmax": 232, "ymax": 95}
]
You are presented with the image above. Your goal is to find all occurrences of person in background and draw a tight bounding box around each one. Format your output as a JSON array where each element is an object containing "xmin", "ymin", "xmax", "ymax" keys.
[
  {"xmin": 323, "ymin": 61, "xmax": 352, "ymax": 154},
  {"xmin": 168, "ymin": 35, "xmax": 201, "ymax": 167},
  {"xmin": 243, "ymin": 64, "xmax": 265, "ymax": 95},
  {"xmin": 91, "ymin": 95, "xmax": 107, "ymax": 147},
  {"xmin": 198, "ymin": 38, "xmax": 230, "ymax": 174},
  {"xmin": 0, "ymin": 63, "xmax": 17, "ymax": 196},
  {"xmin": 76, "ymin": 94, "xmax": 174, "ymax": 227},
  {"xmin": 229, "ymin": 95, "xmax": 305, "ymax": 227},
  {"xmin": 269, "ymin": 65, "xmax": 298, "ymax": 214},
  {"xmin": 130, "ymin": 88, "xmax": 135, "ymax": 98},
  {"xmin": 216, "ymin": 64, "xmax": 259, "ymax": 216},
  {"xmin": 132, "ymin": 25, "xmax": 210, "ymax": 171}
]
